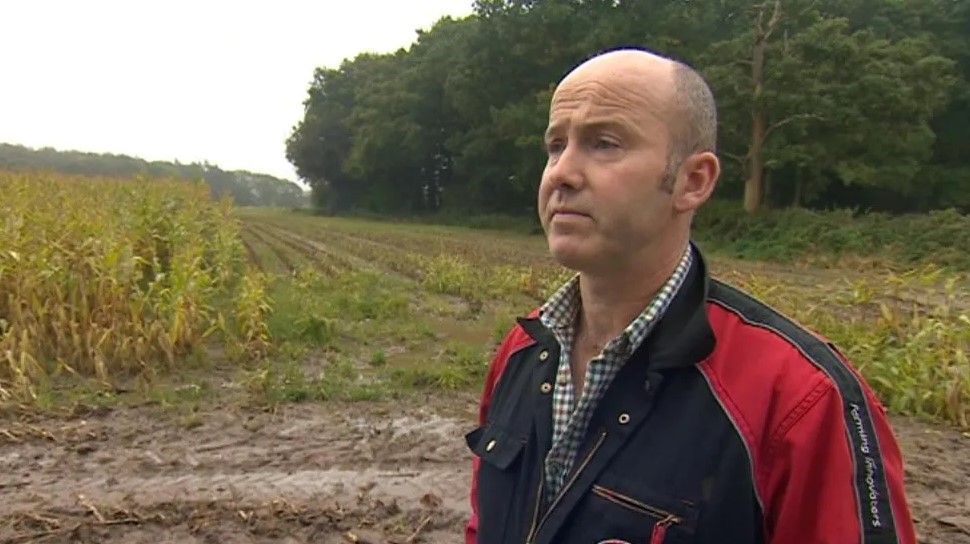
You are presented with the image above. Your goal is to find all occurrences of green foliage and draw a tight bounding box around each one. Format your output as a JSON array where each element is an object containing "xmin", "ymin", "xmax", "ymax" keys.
[
  {"xmin": 244, "ymin": 356, "xmax": 390, "ymax": 406},
  {"xmin": 229, "ymin": 271, "xmax": 273, "ymax": 361},
  {"xmin": 420, "ymin": 254, "xmax": 476, "ymax": 297},
  {"xmin": 294, "ymin": 314, "xmax": 337, "ymax": 345},
  {"xmin": 390, "ymin": 342, "xmax": 488, "ymax": 390},
  {"xmin": 268, "ymin": 267, "xmax": 409, "ymax": 346},
  {"xmin": 0, "ymin": 172, "xmax": 259, "ymax": 402},
  {"xmin": 369, "ymin": 350, "xmax": 387, "ymax": 367},
  {"xmin": 695, "ymin": 200, "xmax": 970, "ymax": 269},
  {"xmin": 287, "ymin": 0, "xmax": 969, "ymax": 215},
  {"xmin": 706, "ymin": 5, "xmax": 955, "ymax": 207},
  {"xmin": 344, "ymin": 209, "xmax": 540, "ymax": 233}
]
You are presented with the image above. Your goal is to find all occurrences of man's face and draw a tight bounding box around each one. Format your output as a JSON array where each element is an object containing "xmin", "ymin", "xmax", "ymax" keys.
[{"xmin": 538, "ymin": 70, "xmax": 677, "ymax": 274}]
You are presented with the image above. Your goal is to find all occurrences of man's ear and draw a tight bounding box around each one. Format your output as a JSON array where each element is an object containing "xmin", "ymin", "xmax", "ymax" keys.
[{"xmin": 673, "ymin": 151, "xmax": 720, "ymax": 213}]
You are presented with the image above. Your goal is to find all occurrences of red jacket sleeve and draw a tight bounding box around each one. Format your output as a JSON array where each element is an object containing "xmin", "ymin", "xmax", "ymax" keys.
[{"xmin": 765, "ymin": 382, "xmax": 916, "ymax": 544}]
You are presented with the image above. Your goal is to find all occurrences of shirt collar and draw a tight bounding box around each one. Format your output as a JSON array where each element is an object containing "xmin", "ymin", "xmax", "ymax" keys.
[
  {"xmin": 537, "ymin": 245, "xmax": 693, "ymax": 356},
  {"xmin": 539, "ymin": 273, "xmax": 580, "ymax": 333}
]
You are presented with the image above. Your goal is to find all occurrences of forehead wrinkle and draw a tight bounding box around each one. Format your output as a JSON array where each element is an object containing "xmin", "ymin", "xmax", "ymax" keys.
[
  {"xmin": 545, "ymin": 115, "xmax": 642, "ymax": 141},
  {"xmin": 548, "ymin": 79, "xmax": 669, "ymax": 142},
  {"xmin": 552, "ymin": 79, "xmax": 646, "ymax": 114}
]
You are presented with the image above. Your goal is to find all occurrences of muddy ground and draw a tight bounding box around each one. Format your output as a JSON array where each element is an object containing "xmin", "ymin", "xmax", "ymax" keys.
[{"xmin": 0, "ymin": 394, "xmax": 967, "ymax": 544}]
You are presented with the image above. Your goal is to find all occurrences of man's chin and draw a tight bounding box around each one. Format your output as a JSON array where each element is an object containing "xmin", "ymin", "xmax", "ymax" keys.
[{"xmin": 547, "ymin": 242, "xmax": 593, "ymax": 272}]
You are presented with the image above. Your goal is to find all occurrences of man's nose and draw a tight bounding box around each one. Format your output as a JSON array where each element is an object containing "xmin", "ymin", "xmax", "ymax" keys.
[{"xmin": 544, "ymin": 143, "xmax": 585, "ymax": 191}]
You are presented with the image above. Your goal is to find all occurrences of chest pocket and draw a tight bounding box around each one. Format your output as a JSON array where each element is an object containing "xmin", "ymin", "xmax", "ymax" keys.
[
  {"xmin": 466, "ymin": 423, "xmax": 531, "ymax": 543},
  {"xmin": 567, "ymin": 479, "xmax": 699, "ymax": 544}
]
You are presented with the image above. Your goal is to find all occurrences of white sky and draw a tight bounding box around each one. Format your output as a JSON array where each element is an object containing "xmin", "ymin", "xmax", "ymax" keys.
[{"xmin": 0, "ymin": 1, "xmax": 475, "ymax": 188}]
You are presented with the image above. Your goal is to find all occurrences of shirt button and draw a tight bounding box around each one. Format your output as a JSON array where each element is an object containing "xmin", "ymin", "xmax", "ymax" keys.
[
  {"xmin": 538, "ymin": 350, "xmax": 550, "ymax": 361},
  {"xmin": 486, "ymin": 439, "xmax": 497, "ymax": 452},
  {"xmin": 618, "ymin": 413, "xmax": 631, "ymax": 425},
  {"xmin": 557, "ymin": 374, "xmax": 569, "ymax": 386},
  {"xmin": 540, "ymin": 382, "xmax": 552, "ymax": 394}
]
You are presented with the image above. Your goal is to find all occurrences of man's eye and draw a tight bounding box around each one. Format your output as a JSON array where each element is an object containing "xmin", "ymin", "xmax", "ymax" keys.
[
  {"xmin": 546, "ymin": 141, "xmax": 565, "ymax": 155},
  {"xmin": 594, "ymin": 138, "xmax": 619, "ymax": 149}
]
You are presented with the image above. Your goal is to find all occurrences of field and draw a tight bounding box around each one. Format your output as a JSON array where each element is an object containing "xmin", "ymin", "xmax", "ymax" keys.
[{"xmin": 2, "ymin": 197, "xmax": 969, "ymax": 543}]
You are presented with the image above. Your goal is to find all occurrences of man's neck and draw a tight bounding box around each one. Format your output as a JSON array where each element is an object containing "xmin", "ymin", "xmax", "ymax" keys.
[{"xmin": 575, "ymin": 240, "xmax": 688, "ymax": 349}]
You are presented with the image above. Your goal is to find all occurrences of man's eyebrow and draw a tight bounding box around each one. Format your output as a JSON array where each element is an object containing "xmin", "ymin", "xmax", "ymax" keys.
[
  {"xmin": 545, "ymin": 118, "xmax": 637, "ymax": 140},
  {"xmin": 544, "ymin": 122, "xmax": 565, "ymax": 140}
]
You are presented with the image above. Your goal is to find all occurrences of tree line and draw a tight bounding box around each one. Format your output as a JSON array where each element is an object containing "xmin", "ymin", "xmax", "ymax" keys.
[
  {"xmin": 0, "ymin": 143, "xmax": 309, "ymax": 208},
  {"xmin": 286, "ymin": 0, "xmax": 969, "ymax": 215}
]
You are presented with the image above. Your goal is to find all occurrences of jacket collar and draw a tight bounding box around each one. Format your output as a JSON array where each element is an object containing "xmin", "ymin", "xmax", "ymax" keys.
[{"xmin": 516, "ymin": 242, "xmax": 715, "ymax": 371}]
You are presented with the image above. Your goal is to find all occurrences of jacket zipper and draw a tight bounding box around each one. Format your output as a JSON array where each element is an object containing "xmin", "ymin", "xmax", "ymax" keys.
[
  {"xmin": 525, "ymin": 430, "xmax": 608, "ymax": 544},
  {"xmin": 525, "ymin": 463, "xmax": 544, "ymax": 541},
  {"xmin": 591, "ymin": 484, "xmax": 681, "ymax": 544}
]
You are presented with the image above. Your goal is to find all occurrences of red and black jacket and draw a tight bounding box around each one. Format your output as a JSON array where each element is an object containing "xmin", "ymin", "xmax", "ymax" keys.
[{"xmin": 465, "ymin": 246, "xmax": 915, "ymax": 544}]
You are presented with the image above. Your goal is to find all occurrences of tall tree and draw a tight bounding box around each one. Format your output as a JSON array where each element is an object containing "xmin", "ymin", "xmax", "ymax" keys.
[
  {"xmin": 704, "ymin": 0, "xmax": 956, "ymax": 212},
  {"xmin": 286, "ymin": 60, "xmax": 368, "ymax": 211}
]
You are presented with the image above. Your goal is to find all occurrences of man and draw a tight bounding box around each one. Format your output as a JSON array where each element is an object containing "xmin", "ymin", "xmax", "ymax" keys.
[{"xmin": 465, "ymin": 49, "xmax": 915, "ymax": 544}]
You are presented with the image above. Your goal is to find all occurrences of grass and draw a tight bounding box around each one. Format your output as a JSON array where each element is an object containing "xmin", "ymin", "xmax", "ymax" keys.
[
  {"xmin": 236, "ymin": 208, "xmax": 969, "ymax": 428},
  {"xmin": 336, "ymin": 208, "xmax": 540, "ymax": 234},
  {"xmin": 233, "ymin": 255, "xmax": 505, "ymax": 408}
]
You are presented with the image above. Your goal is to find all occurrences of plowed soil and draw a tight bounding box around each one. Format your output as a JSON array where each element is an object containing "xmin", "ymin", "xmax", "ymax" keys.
[{"xmin": 1, "ymin": 396, "xmax": 968, "ymax": 543}]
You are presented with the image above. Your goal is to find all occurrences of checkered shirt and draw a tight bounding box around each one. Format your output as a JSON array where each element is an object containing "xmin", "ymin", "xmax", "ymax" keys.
[{"xmin": 538, "ymin": 245, "xmax": 693, "ymax": 504}]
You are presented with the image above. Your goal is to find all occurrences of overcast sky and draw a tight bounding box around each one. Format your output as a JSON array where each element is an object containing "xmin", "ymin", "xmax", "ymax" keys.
[{"xmin": 0, "ymin": 1, "xmax": 475, "ymax": 187}]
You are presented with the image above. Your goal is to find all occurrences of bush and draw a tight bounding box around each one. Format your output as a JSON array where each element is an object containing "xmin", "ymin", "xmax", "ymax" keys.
[{"xmin": 694, "ymin": 200, "xmax": 970, "ymax": 270}]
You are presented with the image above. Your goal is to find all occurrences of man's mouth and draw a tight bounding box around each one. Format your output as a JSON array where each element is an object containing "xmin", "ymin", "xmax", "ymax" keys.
[{"xmin": 552, "ymin": 208, "xmax": 589, "ymax": 218}]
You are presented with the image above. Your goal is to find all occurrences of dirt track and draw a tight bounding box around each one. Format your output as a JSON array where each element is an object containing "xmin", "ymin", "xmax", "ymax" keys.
[
  {"xmin": 0, "ymin": 397, "xmax": 472, "ymax": 544},
  {"xmin": 1, "ymin": 396, "xmax": 968, "ymax": 544}
]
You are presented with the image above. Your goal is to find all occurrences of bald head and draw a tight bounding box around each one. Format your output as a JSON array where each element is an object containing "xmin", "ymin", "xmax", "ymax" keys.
[
  {"xmin": 558, "ymin": 49, "xmax": 678, "ymax": 94},
  {"xmin": 555, "ymin": 49, "xmax": 717, "ymax": 187}
]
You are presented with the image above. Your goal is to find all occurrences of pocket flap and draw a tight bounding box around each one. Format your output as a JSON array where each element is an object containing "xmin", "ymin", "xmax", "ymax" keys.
[{"xmin": 465, "ymin": 424, "xmax": 526, "ymax": 470}]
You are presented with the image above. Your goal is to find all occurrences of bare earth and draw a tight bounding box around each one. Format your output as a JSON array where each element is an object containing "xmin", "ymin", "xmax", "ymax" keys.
[{"xmin": 1, "ymin": 395, "xmax": 967, "ymax": 544}]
